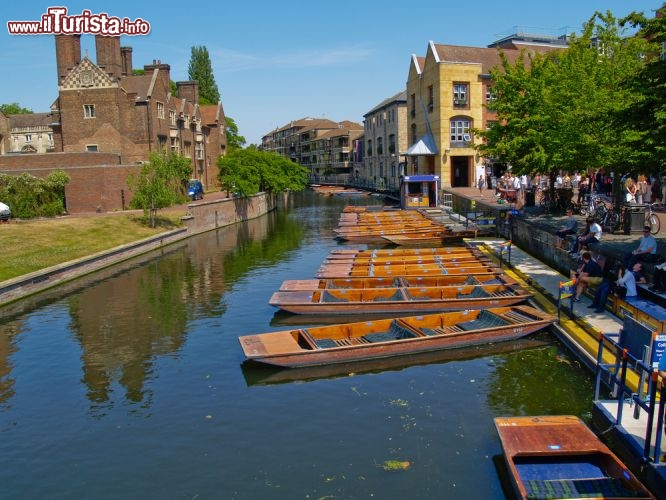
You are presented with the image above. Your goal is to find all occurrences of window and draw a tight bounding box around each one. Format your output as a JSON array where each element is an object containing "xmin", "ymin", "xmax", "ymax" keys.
[
  {"xmin": 411, "ymin": 124, "xmax": 417, "ymax": 145},
  {"xmin": 170, "ymin": 137, "xmax": 179, "ymax": 153},
  {"xmin": 157, "ymin": 136, "xmax": 167, "ymax": 150},
  {"xmin": 157, "ymin": 102, "xmax": 164, "ymax": 119},
  {"xmin": 453, "ymin": 84, "xmax": 468, "ymax": 107},
  {"xmin": 169, "ymin": 110, "xmax": 176, "ymax": 126},
  {"xmin": 183, "ymin": 141, "xmax": 192, "ymax": 157},
  {"xmin": 486, "ymin": 87, "xmax": 496, "ymax": 103},
  {"xmin": 84, "ymin": 104, "xmax": 95, "ymax": 118},
  {"xmin": 367, "ymin": 140, "xmax": 373, "ymax": 157},
  {"xmin": 196, "ymin": 143, "xmax": 204, "ymax": 159},
  {"xmin": 450, "ymin": 119, "xmax": 471, "ymax": 143},
  {"xmin": 427, "ymin": 85, "xmax": 434, "ymax": 111},
  {"xmin": 24, "ymin": 134, "xmax": 32, "ymax": 143},
  {"xmin": 377, "ymin": 137, "xmax": 383, "ymax": 156},
  {"xmin": 410, "ymin": 93, "xmax": 416, "ymax": 117},
  {"xmin": 85, "ymin": 144, "xmax": 98, "ymax": 152},
  {"xmin": 184, "ymin": 115, "xmax": 190, "ymax": 128},
  {"xmin": 388, "ymin": 134, "xmax": 396, "ymax": 155}
]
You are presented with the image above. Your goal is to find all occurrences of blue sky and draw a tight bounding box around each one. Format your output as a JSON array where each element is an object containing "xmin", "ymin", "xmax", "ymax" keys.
[{"xmin": 2, "ymin": 1, "xmax": 662, "ymax": 145}]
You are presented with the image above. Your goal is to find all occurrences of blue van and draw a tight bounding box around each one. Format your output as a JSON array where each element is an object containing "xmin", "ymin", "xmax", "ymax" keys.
[{"xmin": 187, "ymin": 179, "xmax": 204, "ymax": 201}]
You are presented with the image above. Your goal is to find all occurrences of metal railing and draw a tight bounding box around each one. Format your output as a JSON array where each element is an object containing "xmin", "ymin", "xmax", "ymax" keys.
[{"xmin": 594, "ymin": 330, "xmax": 665, "ymax": 465}]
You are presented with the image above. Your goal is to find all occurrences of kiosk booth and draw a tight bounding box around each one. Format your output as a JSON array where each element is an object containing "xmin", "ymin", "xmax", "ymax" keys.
[{"xmin": 400, "ymin": 175, "xmax": 440, "ymax": 209}]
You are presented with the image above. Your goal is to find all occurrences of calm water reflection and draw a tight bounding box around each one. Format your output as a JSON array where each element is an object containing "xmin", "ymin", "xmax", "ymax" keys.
[{"xmin": 0, "ymin": 191, "xmax": 595, "ymax": 499}]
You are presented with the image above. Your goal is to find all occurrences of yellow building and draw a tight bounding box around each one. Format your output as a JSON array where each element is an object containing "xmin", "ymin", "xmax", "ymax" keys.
[{"xmin": 406, "ymin": 38, "xmax": 564, "ymax": 189}]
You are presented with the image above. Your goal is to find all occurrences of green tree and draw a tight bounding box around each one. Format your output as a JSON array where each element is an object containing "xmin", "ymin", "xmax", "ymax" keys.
[
  {"xmin": 187, "ymin": 46, "xmax": 220, "ymax": 105},
  {"xmin": 476, "ymin": 11, "xmax": 648, "ymax": 177},
  {"xmin": 225, "ymin": 116, "xmax": 246, "ymax": 151},
  {"xmin": 127, "ymin": 152, "xmax": 192, "ymax": 227},
  {"xmin": 0, "ymin": 102, "xmax": 33, "ymax": 115},
  {"xmin": 617, "ymin": 8, "xmax": 666, "ymax": 172},
  {"xmin": 216, "ymin": 148, "xmax": 308, "ymax": 197}
]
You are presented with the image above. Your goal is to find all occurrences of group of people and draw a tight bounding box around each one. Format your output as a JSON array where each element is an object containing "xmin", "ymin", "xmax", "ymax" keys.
[{"xmin": 565, "ymin": 223, "xmax": 664, "ymax": 312}]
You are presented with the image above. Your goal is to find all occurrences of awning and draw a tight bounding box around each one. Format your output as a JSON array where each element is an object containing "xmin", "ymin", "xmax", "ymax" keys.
[
  {"xmin": 402, "ymin": 133, "xmax": 438, "ymax": 156},
  {"xmin": 403, "ymin": 175, "xmax": 440, "ymax": 182}
]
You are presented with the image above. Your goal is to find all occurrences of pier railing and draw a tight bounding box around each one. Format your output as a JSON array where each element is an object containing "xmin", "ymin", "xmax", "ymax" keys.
[{"xmin": 594, "ymin": 325, "xmax": 665, "ymax": 464}]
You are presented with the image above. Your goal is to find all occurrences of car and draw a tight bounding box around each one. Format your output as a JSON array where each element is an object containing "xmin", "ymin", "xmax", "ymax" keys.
[
  {"xmin": 187, "ymin": 179, "xmax": 204, "ymax": 201},
  {"xmin": 0, "ymin": 202, "xmax": 11, "ymax": 222}
]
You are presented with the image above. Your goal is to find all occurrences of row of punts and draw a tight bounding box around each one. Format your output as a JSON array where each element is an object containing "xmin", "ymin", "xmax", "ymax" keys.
[{"xmin": 238, "ymin": 206, "xmax": 658, "ymax": 499}]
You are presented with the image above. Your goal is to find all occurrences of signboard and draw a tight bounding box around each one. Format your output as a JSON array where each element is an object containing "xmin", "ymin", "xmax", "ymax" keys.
[{"xmin": 651, "ymin": 333, "xmax": 666, "ymax": 369}]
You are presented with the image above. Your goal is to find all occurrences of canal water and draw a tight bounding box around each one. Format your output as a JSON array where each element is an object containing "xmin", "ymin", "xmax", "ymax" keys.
[{"xmin": 0, "ymin": 190, "xmax": 596, "ymax": 499}]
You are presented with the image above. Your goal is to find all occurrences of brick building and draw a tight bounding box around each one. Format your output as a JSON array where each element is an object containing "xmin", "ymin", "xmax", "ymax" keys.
[{"xmin": 0, "ymin": 34, "xmax": 227, "ymax": 213}]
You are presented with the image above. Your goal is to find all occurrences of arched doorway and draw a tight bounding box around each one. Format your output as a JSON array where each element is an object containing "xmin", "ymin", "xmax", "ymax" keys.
[{"xmin": 451, "ymin": 156, "xmax": 470, "ymax": 187}]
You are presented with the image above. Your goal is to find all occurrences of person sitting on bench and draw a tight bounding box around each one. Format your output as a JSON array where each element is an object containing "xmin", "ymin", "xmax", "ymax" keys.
[
  {"xmin": 623, "ymin": 226, "xmax": 661, "ymax": 268},
  {"xmin": 569, "ymin": 217, "xmax": 602, "ymax": 257},
  {"xmin": 588, "ymin": 262, "xmax": 646, "ymax": 313},
  {"xmin": 555, "ymin": 209, "xmax": 577, "ymax": 249},
  {"xmin": 570, "ymin": 251, "xmax": 603, "ymax": 302},
  {"xmin": 649, "ymin": 261, "xmax": 666, "ymax": 294}
]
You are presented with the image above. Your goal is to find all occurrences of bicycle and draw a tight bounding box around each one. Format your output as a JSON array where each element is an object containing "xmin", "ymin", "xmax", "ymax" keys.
[
  {"xmin": 598, "ymin": 200, "xmax": 621, "ymax": 233},
  {"xmin": 579, "ymin": 194, "xmax": 605, "ymax": 218},
  {"xmin": 644, "ymin": 203, "xmax": 661, "ymax": 234}
]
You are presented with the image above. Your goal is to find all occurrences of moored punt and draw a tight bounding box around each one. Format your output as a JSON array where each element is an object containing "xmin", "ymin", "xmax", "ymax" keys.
[
  {"xmin": 238, "ymin": 305, "xmax": 556, "ymax": 368},
  {"xmin": 269, "ymin": 283, "xmax": 530, "ymax": 315},
  {"xmin": 315, "ymin": 262, "xmax": 500, "ymax": 278},
  {"xmin": 323, "ymin": 253, "xmax": 488, "ymax": 266},
  {"xmin": 382, "ymin": 229, "xmax": 479, "ymax": 246},
  {"xmin": 326, "ymin": 247, "xmax": 476, "ymax": 260},
  {"xmin": 494, "ymin": 415, "xmax": 655, "ymax": 500},
  {"xmin": 277, "ymin": 273, "xmax": 517, "ymax": 291}
]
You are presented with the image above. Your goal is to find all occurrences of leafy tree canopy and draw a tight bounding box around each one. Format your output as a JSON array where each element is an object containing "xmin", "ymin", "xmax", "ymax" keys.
[
  {"xmin": 127, "ymin": 152, "xmax": 192, "ymax": 225},
  {"xmin": 476, "ymin": 11, "xmax": 649, "ymax": 176},
  {"xmin": 0, "ymin": 103, "xmax": 33, "ymax": 115},
  {"xmin": 187, "ymin": 46, "xmax": 220, "ymax": 105},
  {"xmin": 225, "ymin": 116, "xmax": 246, "ymax": 151},
  {"xmin": 217, "ymin": 148, "xmax": 308, "ymax": 197}
]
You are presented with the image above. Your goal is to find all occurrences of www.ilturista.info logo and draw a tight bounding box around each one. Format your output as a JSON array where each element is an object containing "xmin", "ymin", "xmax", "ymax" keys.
[{"xmin": 7, "ymin": 7, "xmax": 150, "ymax": 36}]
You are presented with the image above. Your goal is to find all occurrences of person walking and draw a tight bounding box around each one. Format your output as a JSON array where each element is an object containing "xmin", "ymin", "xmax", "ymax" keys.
[{"xmin": 478, "ymin": 174, "xmax": 485, "ymax": 197}]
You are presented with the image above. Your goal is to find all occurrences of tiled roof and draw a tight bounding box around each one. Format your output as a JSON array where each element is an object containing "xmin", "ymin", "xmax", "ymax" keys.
[
  {"xmin": 121, "ymin": 74, "xmax": 153, "ymax": 101},
  {"xmin": 9, "ymin": 112, "xmax": 54, "ymax": 128},
  {"xmin": 433, "ymin": 43, "xmax": 563, "ymax": 73},
  {"xmin": 364, "ymin": 90, "xmax": 406, "ymax": 116}
]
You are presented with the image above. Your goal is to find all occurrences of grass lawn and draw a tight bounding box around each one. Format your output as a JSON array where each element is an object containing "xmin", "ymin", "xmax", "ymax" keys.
[{"xmin": 0, "ymin": 212, "xmax": 184, "ymax": 282}]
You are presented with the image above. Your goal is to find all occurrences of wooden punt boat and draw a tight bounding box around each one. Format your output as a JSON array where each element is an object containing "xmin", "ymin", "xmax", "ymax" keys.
[
  {"xmin": 315, "ymin": 262, "xmax": 500, "ymax": 278},
  {"xmin": 494, "ymin": 415, "xmax": 655, "ymax": 500},
  {"xmin": 238, "ymin": 305, "xmax": 556, "ymax": 368},
  {"xmin": 328, "ymin": 247, "xmax": 471, "ymax": 257},
  {"xmin": 326, "ymin": 247, "xmax": 475, "ymax": 260},
  {"xmin": 382, "ymin": 229, "xmax": 479, "ymax": 246},
  {"xmin": 269, "ymin": 283, "xmax": 530, "ymax": 314},
  {"xmin": 278, "ymin": 273, "xmax": 517, "ymax": 291},
  {"xmin": 320, "ymin": 252, "xmax": 487, "ymax": 266},
  {"xmin": 242, "ymin": 336, "xmax": 552, "ymax": 386}
]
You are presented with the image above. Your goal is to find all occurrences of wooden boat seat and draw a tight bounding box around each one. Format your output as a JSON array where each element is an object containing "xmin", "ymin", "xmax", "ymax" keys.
[
  {"xmin": 421, "ymin": 325, "xmax": 464, "ymax": 336},
  {"xmin": 457, "ymin": 310, "xmax": 510, "ymax": 330},
  {"xmin": 503, "ymin": 310, "xmax": 537, "ymax": 323},
  {"xmin": 524, "ymin": 477, "xmax": 641, "ymax": 499},
  {"xmin": 457, "ymin": 287, "xmax": 492, "ymax": 299},
  {"xmin": 322, "ymin": 291, "xmax": 350, "ymax": 302},
  {"xmin": 369, "ymin": 290, "xmax": 405, "ymax": 302},
  {"xmin": 361, "ymin": 320, "xmax": 420, "ymax": 343}
]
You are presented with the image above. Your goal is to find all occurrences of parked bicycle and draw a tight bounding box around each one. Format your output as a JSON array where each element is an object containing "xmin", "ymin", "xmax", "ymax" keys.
[
  {"xmin": 596, "ymin": 200, "xmax": 621, "ymax": 233},
  {"xmin": 578, "ymin": 194, "xmax": 606, "ymax": 218},
  {"xmin": 644, "ymin": 203, "xmax": 661, "ymax": 234}
]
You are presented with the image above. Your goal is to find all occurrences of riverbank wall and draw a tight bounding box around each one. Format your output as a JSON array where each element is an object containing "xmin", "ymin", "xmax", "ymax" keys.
[{"xmin": 0, "ymin": 192, "xmax": 278, "ymax": 306}]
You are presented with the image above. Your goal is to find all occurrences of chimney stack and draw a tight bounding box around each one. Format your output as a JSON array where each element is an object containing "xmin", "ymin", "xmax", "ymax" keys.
[
  {"xmin": 120, "ymin": 46, "xmax": 133, "ymax": 76},
  {"xmin": 176, "ymin": 81, "xmax": 200, "ymax": 105},
  {"xmin": 54, "ymin": 34, "xmax": 81, "ymax": 85},
  {"xmin": 95, "ymin": 35, "xmax": 122, "ymax": 81}
]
